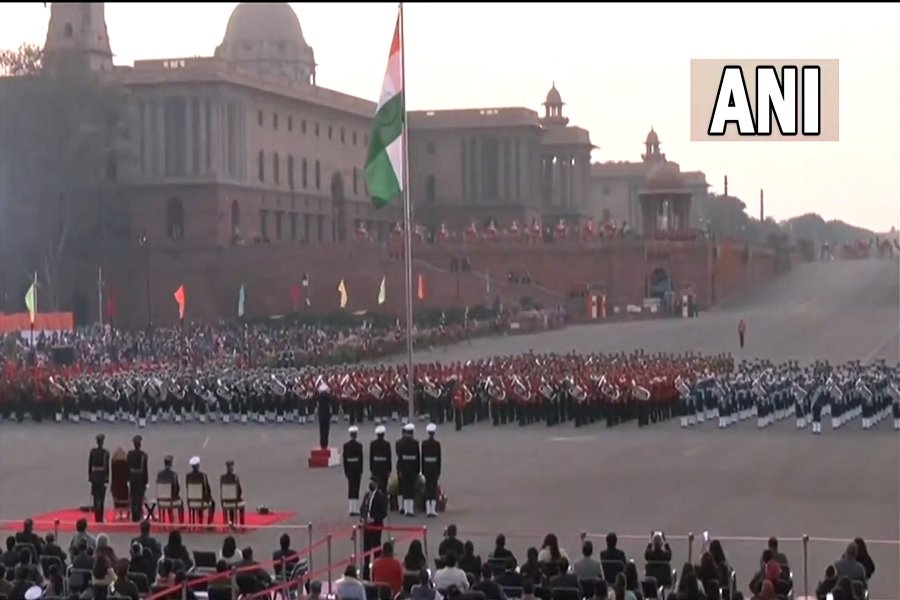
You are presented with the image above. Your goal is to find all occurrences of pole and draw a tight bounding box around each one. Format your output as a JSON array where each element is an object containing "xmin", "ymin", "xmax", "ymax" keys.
[
  {"xmin": 98, "ymin": 267, "xmax": 103, "ymax": 328},
  {"xmin": 802, "ymin": 534, "xmax": 809, "ymax": 600},
  {"xmin": 399, "ymin": 2, "xmax": 415, "ymax": 421},
  {"xmin": 141, "ymin": 234, "xmax": 154, "ymax": 352},
  {"xmin": 30, "ymin": 272, "xmax": 36, "ymax": 349}
]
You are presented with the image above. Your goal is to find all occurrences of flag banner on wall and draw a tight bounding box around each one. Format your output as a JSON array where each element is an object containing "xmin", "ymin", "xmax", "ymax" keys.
[
  {"xmin": 338, "ymin": 279, "xmax": 348, "ymax": 309},
  {"xmin": 174, "ymin": 285, "xmax": 186, "ymax": 320}
]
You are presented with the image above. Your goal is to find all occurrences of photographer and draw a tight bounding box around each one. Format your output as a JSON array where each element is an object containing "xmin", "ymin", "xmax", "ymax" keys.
[{"xmin": 644, "ymin": 532, "xmax": 672, "ymax": 562}]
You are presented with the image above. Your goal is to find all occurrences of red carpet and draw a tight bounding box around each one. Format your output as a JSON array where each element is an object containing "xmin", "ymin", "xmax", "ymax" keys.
[{"xmin": 5, "ymin": 508, "xmax": 295, "ymax": 534}]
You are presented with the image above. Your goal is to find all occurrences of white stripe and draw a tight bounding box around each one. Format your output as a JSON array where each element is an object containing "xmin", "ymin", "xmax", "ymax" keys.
[
  {"xmin": 386, "ymin": 136, "xmax": 404, "ymax": 191},
  {"xmin": 377, "ymin": 51, "xmax": 402, "ymax": 111}
]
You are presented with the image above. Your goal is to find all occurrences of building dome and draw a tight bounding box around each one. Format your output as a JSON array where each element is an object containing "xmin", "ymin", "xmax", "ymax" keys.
[
  {"xmin": 645, "ymin": 127, "xmax": 659, "ymax": 145},
  {"xmin": 645, "ymin": 160, "xmax": 683, "ymax": 190},
  {"xmin": 544, "ymin": 83, "xmax": 562, "ymax": 106},
  {"xmin": 215, "ymin": 3, "xmax": 316, "ymax": 84}
]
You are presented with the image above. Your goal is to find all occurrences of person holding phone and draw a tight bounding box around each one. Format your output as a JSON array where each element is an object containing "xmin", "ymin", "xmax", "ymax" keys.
[{"xmin": 644, "ymin": 532, "xmax": 671, "ymax": 562}]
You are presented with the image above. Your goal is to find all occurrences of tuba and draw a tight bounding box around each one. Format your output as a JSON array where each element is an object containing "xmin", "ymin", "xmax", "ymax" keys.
[
  {"xmin": 539, "ymin": 378, "xmax": 555, "ymax": 401},
  {"xmin": 423, "ymin": 378, "xmax": 441, "ymax": 399},
  {"xmin": 675, "ymin": 376, "xmax": 692, "ymax": 400},
  {"xmin": 855, "ymin": 378, "xmax": 873, "ymax": 402},
  {"xmin": 216, "ymin": 379, "xmax": 234, "ymax": 403},
  {"xmin": 271, "ymin": 374, "xmax": 287, "ymax": 397},
  {"xmin": 48, "ymin": 376, "xmax": 66, "ymax": 397},
  {"xmin": 632, "ymin": 384, "xmax": 651, "ymax": 402},
  {"xmin": 570, "ymin": 382, "xmax": 588, "ymax": 403},
  {"xmin": 512, "ymin": 375, "xmax": 529, "ymax": 399},
  {"xmin": 369, "ymin": 380, "xmax": 384, "ymax": 399}
]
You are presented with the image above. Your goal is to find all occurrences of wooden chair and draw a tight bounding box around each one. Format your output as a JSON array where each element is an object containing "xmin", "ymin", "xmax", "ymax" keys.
[
  {"xmin": 155, "ymin": 480, "xmax": 184, "ymax": 524},
  {"xmin": 220, "ymin": 481, "xmax": 245, "ymax": 526},
  {"xmin": 186, "ymin": 482, "xmax": 213, "ymax": 525}
]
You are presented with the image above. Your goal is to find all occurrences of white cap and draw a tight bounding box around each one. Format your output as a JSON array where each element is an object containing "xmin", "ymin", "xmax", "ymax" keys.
[
  {"xmin": 189, "ymin": 456, "xmax": 200, "ymax": 467},
  {"xmin": 375, "ymin": 425, "xmax": 386, "ymax": 435},
  {"xmin": 348, "ymin": 426, "xmax": 359, "ymax": 434},
  {"xmin": 25, "ymin": 586, "xmax": 42, "ymax": 600},
  {"xmin": 403, "ymin": 423, "xmax": 414, "ymax": 432},
  {"xmin": 426, "ymin": 423, "xmax": 437, "ymax": 434}
]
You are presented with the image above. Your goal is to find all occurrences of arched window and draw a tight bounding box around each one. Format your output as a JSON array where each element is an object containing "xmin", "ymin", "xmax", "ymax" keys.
[
  {"xmin": 426, "ymin": 175, "xmax": 436, "ymax": 203},
  {"xmin": 166, "ymin": 198, "xmax": 185, "ymax": 241},
  {"xmin": 231, "ymin": 199, "xmax": 241, "ymax": 241}
]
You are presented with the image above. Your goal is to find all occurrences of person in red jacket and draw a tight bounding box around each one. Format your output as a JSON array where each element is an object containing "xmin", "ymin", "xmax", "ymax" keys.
[{"xmin": 372, "ymin": 541, "xmax": 403, "ymax": 595}]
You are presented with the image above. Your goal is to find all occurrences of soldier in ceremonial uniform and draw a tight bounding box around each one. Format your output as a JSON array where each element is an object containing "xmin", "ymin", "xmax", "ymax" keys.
[
  {"xmin": 343, "ymin": 426, "xmax": 364, "ymax": 516},
  {"xmin": 88, "ymin": 434, "xmax": 110, "ymax": 523},
  {"xmin": 126, "ymin": 435, "xmax": 149, "ymax": 522},
  {"xmin": 316, "ymin": 379, "xmax": 333, "ymax": 449},
  {"xmin": 396, "ymin": 423, "xmax": 421, "ymax": 517},
  {"xmin": 185, "ymin": 456, "xmax": 216, "ymax": 524},
  {"xmin": 369, "ymin": 425, "xmax": 392, "ymax": 492},
  {"xmin": 156, "ymin": 455, "xmax": 182, "ymax": 522},
  {"xmin": 421, "ymin": 423, "xmax": 442, "ymax": 518},
  {"xmin": 220, "ymin": 460, "xmax": 245, "ymax": 526},
  {"xmin": 360, "ymin": 475, "xmax": 388, "ymax": 581}
]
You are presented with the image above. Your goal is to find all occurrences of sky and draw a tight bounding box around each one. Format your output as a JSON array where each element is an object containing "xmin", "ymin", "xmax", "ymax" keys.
[{"xmin": 1, "ymin": 2, "xmax": 898, "ymax": 232}]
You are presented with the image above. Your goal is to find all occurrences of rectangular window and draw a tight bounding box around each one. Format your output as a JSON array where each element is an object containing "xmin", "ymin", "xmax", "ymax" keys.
[
  {"xmin": 258, "ymin": 150, "xmax": 264, "ymax": 182},
  {"xmin": 275, "ymin": 211, "xmax": 283, "ymax": 241},
  {"xmin": 352, "ymin": 131, "xmax": 357, "ymax": 146},
  {"xmin": 163, "ymin": 97, "xmax": 187, "ymax": 177},
  {"xmin": 273, "ymin": 113, "xmax": 278, "ymax": 130},
  {"xmin": 191, "ymin": 98, "xmax": 200, "ymax": 175},
  {"xmin": 290, "ymin": 213, "xmax": 298, "ymax": 241},
  {"xmin": 301, "ymin": 158, "xmax": 308, "ymax": 188},
  {"xmin": 257, "ymin": 110, "xmax": 263, "ymax": 126},
  {"xmin": 204, "ymin": 98, "xmax": 212, "ymax": 170},
  {"xmin": 288, "ymin": 116, "xmax": 293, "ymax": 131},
  {"xmin": 273, "ymin": 152, "xmax": 280, "ymax": 184},
  {"xmin": 301, "ymin": 119, "xmax": 307, "ymax": 134},
  {"xmin": 315, "ymin": 122, "xmax": 320, "ymax": 137},
  {"xmin": 315, "ymin": 160, "xmax": 321, "ymax": 189},
  {"xmin": 353, "ymin": 167, "xmax": 358, "ymax": 195},
  {"xmin": 340, "ymin": 128, "xmax": 345, "ymax": 144},
  {"xmin": 287, "ymin": 155, "xmax": 295, "ymax": 190},
  {"xmin": 328, "ymin": 125, "xmax": 332, "ymax": 140}
]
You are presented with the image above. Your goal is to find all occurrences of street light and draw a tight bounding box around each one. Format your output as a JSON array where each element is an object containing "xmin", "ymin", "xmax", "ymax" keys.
[{"xmin": 140, "ymin": 232, "xmax": 153, "ymax": 352}]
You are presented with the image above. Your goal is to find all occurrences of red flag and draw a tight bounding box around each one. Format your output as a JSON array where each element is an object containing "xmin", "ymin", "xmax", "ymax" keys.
[
  {"xmin": 417, "ymin": 273, "xmax": 426, "ymax": 301},
  {"xmin": 173, "ymin": 285, "xmax": 186, "ymax": 320},
  {"xmin": 106, "ymin": 287, "xmax": 117, "ymax": 323},
  {"xmin": 290, "ymin": 285, "xmax": 301, "ymax": 311}
]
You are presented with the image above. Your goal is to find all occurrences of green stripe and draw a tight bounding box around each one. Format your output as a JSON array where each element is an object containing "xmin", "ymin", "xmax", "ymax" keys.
[{"xmin": 364, "ymin": 92, "xmax": 405, "ymax": 207}]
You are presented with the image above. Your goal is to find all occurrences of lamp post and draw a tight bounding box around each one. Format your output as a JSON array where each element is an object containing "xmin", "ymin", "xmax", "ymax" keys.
[{"xmin": 139, "ymin": 232, "xmax": 153, "ymax": 352}]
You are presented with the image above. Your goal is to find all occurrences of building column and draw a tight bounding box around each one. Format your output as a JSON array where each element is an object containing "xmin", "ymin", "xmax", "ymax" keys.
[
  {"xmin": 461, "ymin": 139, "xmax": 468, "ymax": 200},
  {"xmin": 155, "ymin": 99, "xmax": 165, "ymax": 177},
  {"xmin": 473, "ymin": 138, "xmax": 482, "ymax": 202},
  {"xmin": 198, "ymin": 99, "xmax": 208, "ymax": 175},
  {"xmin": 185, "ymin": 96, "xmax": 193, "ymax": 176},
  {"xmin": 497, "ymin": 139, "xmax": 505, "ymax": 201}
]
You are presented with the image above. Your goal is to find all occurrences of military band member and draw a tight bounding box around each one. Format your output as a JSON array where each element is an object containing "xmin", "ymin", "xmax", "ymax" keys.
[
  {"xmin": 126, "ymin": 435, "xmax": 149, "ymax": 522},
  {"xmin": 316, "ymin": 380, "xmax": 333, "ymax": 449},
  {"xmin": 88, "ymin": 434, "xmax": 110, "ymax": 523},
  {"xmin": 156, "ymin": 455, "xmax": 183, "ymax": 522},
  {"xmin": 369, "ymin": 425, "xmax": 391, "ymax": 493},
  {"xmin": 220, "ymin": 460, "xmax": 245, "ymax": 526},
  {"xmin": 360, "ymin": 476, "xmax": 388, "ymax": 581},
  {"xmin": 343, "ymin": 426, "xmax": 364, "ymax": 516},
  {"xmin": 185, "ymin": 456, "xmax": 216, "ymax": 524},
  {"xmin": 396, "ymin": 423, "xmax": 421, "ymax": 517},
  {"xmin": 421, "ymin": 423, "xmax": 442, "ymax": 518}
]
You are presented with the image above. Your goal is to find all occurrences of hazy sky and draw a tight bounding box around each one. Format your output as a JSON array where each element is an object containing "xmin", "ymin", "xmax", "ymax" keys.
[{"xmin": 1, "ymin": 2, "xmax": 898, "ymax": 231}]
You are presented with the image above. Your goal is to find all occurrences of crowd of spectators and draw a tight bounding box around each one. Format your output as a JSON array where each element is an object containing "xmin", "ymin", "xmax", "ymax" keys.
[{"xmin": 0, "ymin": 518, "xmax": 877, "ymax": 600}]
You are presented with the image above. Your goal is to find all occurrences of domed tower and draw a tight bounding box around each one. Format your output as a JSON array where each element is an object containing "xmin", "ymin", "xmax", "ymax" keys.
[
  {"xmin": 541, "ymin": 82, "xmax": 569, "ymax": 126},
  {"xmin": 641, "ymin": 127, "xmax": 665, "ymax": 163},
  {"xmin": 215, "ymin": 3, "xmax": 317, "ymax": 85},
  {"xmin": 43, "ymin": 3, "xmax": 114, "ymax": 73},
  {"xmin": 639, "ymin": 160, "xmax": 692, "ymax": 238}
]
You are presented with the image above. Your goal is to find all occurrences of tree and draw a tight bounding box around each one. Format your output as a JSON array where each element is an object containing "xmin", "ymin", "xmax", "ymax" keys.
[{"xmin": 0, "ymin": 44, "xmax": 127, "ymax": 310}]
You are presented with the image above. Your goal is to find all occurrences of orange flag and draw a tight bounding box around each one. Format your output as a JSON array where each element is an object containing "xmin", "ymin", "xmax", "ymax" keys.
[
  {"xmin": 173, "ymin": 285, "xmax": 186, "ymax": 320},
  {"xmin": 417, "ymin": 273, "xmax": 425, "ymax": 301}
]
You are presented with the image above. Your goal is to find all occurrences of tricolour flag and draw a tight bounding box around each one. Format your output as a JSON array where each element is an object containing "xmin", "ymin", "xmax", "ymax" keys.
[
  {"xmin": 338, "ymin": 279, "xmax": 348, "ymax": 309},
  {"xmin": 238, "ymin": 284, "xmax": 246, "ymax": 318},
  {"xmin": 364, "ymin": 12, "xmax": 404, "ymax": 208},
  {"xmin": 174, "ymin": 285, "xmax": 186, "ymax": 320},
  {"xmin": 378, "ymin": 276, "xmax": 387, "ymax": 305},
  {"xmin": 24, "ymin": 272, "xmax": 37, "ymax": 325}
]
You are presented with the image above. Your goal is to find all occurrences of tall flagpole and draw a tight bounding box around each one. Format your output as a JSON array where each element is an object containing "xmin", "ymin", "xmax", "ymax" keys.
[{"xmin": 399, "ymin": 2, "xmax": 415, "ymax": 421}]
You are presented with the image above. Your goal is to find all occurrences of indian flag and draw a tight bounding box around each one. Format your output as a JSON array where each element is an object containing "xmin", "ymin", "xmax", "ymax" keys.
[{"xmin": 365, "ymin": 13, "xmax": 404, "ymax": 208}]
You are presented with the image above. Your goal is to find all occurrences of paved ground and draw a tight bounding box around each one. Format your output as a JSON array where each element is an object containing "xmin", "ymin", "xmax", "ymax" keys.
[{"xmin": 0, "ymin": 258, "xmax": 898, "ymax": 598}]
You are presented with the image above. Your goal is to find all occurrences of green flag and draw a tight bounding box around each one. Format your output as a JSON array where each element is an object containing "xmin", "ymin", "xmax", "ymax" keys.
[
  {"xmin": 364, "ymin": 13, "xmax": 404, "ymax": 208},
  {"xmin": 24, "ymin": 273, "xmax": 37, "ymax": 324},
  {"xmin": 238, "ymin": 284, "xmax": 246, "ymax": 318}
]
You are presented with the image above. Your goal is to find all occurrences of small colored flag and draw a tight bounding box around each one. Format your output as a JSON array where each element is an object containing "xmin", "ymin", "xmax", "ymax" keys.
[
  {"xmin": 173, "ymin": 284, "xmax": 186, "ymax": 320},
  {"xmin": 417, "ymin": 273, "xmax": 425, "ymax": 301},
  {"xmin": 290, "ymin": 285, "xmax": 301, "ymax": 310},
  {"xmin": 378, "ymin": 276, "xmax": 387, "ymax": 305},
  {"xmin": 238, "ymin": 284, "xmax": 246, "ymax": 318},
  {"xmin": 364, "ymin": 12, "xmax": 405, "ymax": 208},
  {"xmin": 24, "ymin": 272, "xmax": 37, "ymax": 324},
  {"xmin": 338, "ymin": 279, "xmax": 348, "ymax": 309}
]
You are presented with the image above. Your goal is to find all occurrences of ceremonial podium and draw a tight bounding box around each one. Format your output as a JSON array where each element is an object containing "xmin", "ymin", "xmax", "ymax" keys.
[{"xmin": 308, "ymin": 447, "xmax": 341, "ymax": 468}]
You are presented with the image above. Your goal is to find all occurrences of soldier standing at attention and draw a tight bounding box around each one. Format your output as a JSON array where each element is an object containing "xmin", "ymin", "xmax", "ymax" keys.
[
  {"xmin": 316, "ymin": 379, "xmax": 334, "ymax": 449},
  {"xmin": 369, "ymin": 425, "xmax": 392, "ymax": 493},
  {"xmin": 738, "ymin": 319, "xmax": 747, "ymax": 349},
  {"xmin": 343, "ymin": 426, "xmax": 364, "ymax": 516},
  {"xmin": 421, "ymin": 423, "xmax": 442, "ymax": 518},
  {"xmin": 126, "ymin": 435, "xmax": 149, "ymax": 522},
  {"xmin": 396, "ymin": 423, "xmax": 421, "ymax": 517},
  {"xmin": 220, "ymin": 460, "xmax": 245, "ymax": 526},
  {"xmin": 88, "ymin": 434, "xmax": 110, "ymax": 523}
]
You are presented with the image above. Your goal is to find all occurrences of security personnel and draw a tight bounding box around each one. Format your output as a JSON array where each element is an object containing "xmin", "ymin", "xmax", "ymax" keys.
[
  {"xmin": 155, "ymin": 455, "xmax": 182, "ymax": 523},
  {"xmin": 316, "ymin": 379, "xmax": 333, "ymax": 449},
  {"xmin": 126, "ymin": 435, "xmax": 149, "ymax": 522},
  {"xmin": 421, "ymin": 423, "xmax": 442, "ymax": 518},
  {"xmin": 88, "ymin": 434, "xmax": 110, "ymax": 523},
  {"xmin": 396, "ymin": 423, "xmax": 421, "ymax": 517},
  {"xmin": 360, "ymin": 475, "xmax": 388, "ymax": 581},
  {"xmin": 185, "ymin": 456, "xmax": 215, "ymax": 524},
  {"xmin": 220, "ymin": 460, "xmax": 245, "ymax": 526},
  {"xmin": 369, "ymin": 425, "xmax": 392, "ymax": 493},
  {"xmin": 343, "ymin": 426, "xmax": 364, "ymax": 516}
]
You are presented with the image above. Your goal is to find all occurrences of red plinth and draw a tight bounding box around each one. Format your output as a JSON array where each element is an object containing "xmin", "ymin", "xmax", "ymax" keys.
[{"xmin": 308, "ymin": 447, "xmax": 341, "ymax": 468}]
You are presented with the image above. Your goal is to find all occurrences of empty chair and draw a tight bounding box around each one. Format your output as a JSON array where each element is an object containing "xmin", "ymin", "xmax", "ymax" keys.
[
  {"xmin": 155, "ymin": 480, "xmax": 184, "ymax": 524},
  {"xmin": 186, "ymin": 482, "xmax": 213, "ymax": 525}
]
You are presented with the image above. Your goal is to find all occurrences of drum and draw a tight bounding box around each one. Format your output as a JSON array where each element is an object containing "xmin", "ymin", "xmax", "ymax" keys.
[{"xmin": 110, "ymin": 448, "xmax": 130, "ymax": 521}]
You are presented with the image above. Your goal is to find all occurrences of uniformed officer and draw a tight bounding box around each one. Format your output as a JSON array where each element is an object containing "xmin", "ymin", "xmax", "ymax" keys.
[
  {"xmin": 88, "ymin": 434, "xmax": 110, "ymax": 523},
  {"xmin": 126, "ymin": 435, "xmax": 149, "ymax": 522},
  {"xmin": 396, "ymin": 423, "xmax": 421, "ymax": 517},
  {"xmin": 421, "ymin": 423, "xmax": 442, "ymax": 518},
  {"xmin": 220, "ymin": 460, "xmax": 245, "ymax": 526},
  {"xmin": 316, "ymin": 379, "xmax": 333, "ymax": 449},
  {"xmin": 369, "ymin": 425, "xmax": 392, "ymax": 493},
  {"xmin": 156, "ymin": 455, "xmax": 182, "ymax": 523},
  {"xmin": 360, "ymin": 475, "xmax": 388, "ymax": 581},
  {"xmin": 343, "ymin": 426, "xmax": 364, "ymax": 516},
  {"xmin": 185, "ymin": 456, "xmax": 215, "ymax": 524}
]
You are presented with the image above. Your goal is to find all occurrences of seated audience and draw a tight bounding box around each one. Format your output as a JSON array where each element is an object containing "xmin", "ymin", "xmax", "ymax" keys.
[
  {"xmin": 218, "ymin": 536, "xmax": 242, "ymax": 567},
  {"xmin": 833, "ymin": 543, "xmax": 866, "ymax": 584},
  {"xmin": 163, "ymin": 530, "xmax": 193, "ymax": 571},
  {"xmin": 433, "ymin": 553, "xmax": 470, "ymax": 592},
  {"xmin": 761, "ymin": 538, "xmax": 788, "ymax": 568},
  {"xmin": 708, "ymin": 540, "xmax": 732, "ymax": 585},
  {"xmin": 129, "ymin": 541, "xmax": 156, "ymax": 585},
  {"xmin": 410, "ymin": 570, "xmax": 437, "ymax": 600},
  {"xmin": 489, "ymin": 535, "xmax": 517, "ymax": 570},
  {"xmin": 459, "ymin": 541, "xmax": 482, "ymax": 580},
  {"xmin": 852, "ymin": 537, "xmax": 874, "ymax": 581},
  {"xmin": 572, "ymin": 541, "xmax": 603, "ymax": 580},
  {"xmin": 548, "ymin": 557, "xmax": 579, "ymax": 590},
  {"xmin": 600, "ymin": 533, "xmax": 627, "ymax": 565},
  {"xmin": 238, "ymin": 546, "xmax": 272, "ymax": 590},
  {"xmin": 131, "ymin": 521, "xmax": 162, "ymax": 563},
  {"xmin": 538, "ymin": 534, "xmax": 567, "ymax": 564},
  {"xmin": 624, "ymin": 562, "xmax": 644, "ymax": 600},
  {"xmin": 272, "ymin": 533, "xmax": 299, "ymax": 578},
  {"xmin": 438, "ymin": 525, "xmax": 465, "ymax": 560},
  {"xmin": 613, "ymin": 573, "xmax": 637, "ymax": 600},
  {"xmin": 644, "ymin": 534, "xmax": 672, "ymax": 563},
  {"xmin": 519, "ymin": 547, "xmax": 545, "ymax": 587},
  {"xmin": 676, "ymin": 573, "xmax": 705, "ymax": 600},
  {"xmin": 815, "ymin": 565, "xmax": 838, "ymax": 599},
  {"xmin": 404, "ymin": 540, "xmax": 428, "ymax": 576},
  {"xmin": 41, "ymin": 534, "xmax": 67, "ymax": 564},
  {"xmin": 94, "ymin": 534, "xmax": 117, "ymax": 566},
  {"xmin": 72, "ymin": 539, "xmax": 95, "ymax": 571},
  {"xmin": 110, "ymin": 559, "xmax": 139, "ymax": 600},
  {"xmin": 334, "ymin": 565, "xmax": 366, "ymax": 600},
  {"xmin": 372, "ymin": 541, "xmax": 404, "ymax": 596},
  {"xmin": 14, "ymin": 520, "xmax": 43, "ymax": 556},
  {"xmin": 68, "ymin": 520, "xmax": 96, "ymax": 561},
  {"xmin": 472, "ymin": 563, "xmax": 507, "ymax": 600},
  {"xmin": 155, "ymin": 559, "xmax": 176, "ymax": 588}
]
